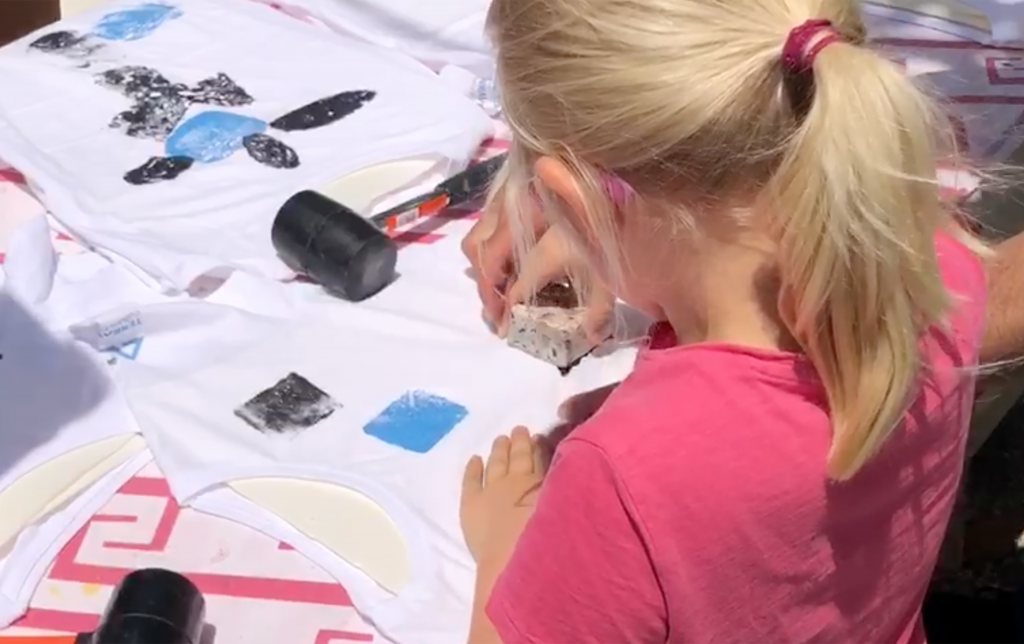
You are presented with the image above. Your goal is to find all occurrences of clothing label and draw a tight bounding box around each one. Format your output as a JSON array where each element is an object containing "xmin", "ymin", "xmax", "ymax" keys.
[{"xmin": 70, "ymin": 309, "xmax": 144, "ymax": 351}]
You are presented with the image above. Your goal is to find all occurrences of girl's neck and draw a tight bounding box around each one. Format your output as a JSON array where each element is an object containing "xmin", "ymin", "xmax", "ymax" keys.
[{"xmin": 655, "ymin": 238, "xmax": 798, "ymax": 353}]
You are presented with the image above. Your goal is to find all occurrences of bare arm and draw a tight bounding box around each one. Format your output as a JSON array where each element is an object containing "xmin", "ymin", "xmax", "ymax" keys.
[
  {"xmin": 982, "ymin": 232, "xmax": 1024, "ymax": 363},
  {"xmin": 467, "ymin": 558, "xmax": 505, "ymax": 644}
]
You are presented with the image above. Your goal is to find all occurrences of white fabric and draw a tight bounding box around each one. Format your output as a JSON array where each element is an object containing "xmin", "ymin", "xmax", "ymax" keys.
[
  {"xmin": 0, "ymin": 259, "xmax": 147, "ymax": 523},
  {"xmin": 112, "ymin": 228, "xmax": 637, "ymax": 643},
  {"xmin": 0, "ymin": 449, "xmax": 153, "ymax": 627},
  {"xmin": 0, "ymin": 229, "xmax": 166, "ymax": 626},
  {"xmin": 0, "ymin": 0, "xmax": 492, "ymax": 292},
  {"xmin": 262, "ymin": 0, "xmax": 494, "ymax": 77},
  {"xmin": 2, "ymin": 215, "xmax": 57, "ymax": 305},
  {"xmin": 0, "ymin": 235, "xmax": 331, "ymax": 627}
]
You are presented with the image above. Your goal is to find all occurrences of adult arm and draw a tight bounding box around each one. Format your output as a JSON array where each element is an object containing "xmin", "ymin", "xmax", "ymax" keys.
[{"xmin": 982, "ymin": 231, "xmax": 1024, "ymax": 363}]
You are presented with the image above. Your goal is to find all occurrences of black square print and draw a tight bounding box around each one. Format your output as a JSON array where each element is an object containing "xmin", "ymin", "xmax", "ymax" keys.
[{"xmin": 234, "ymin": 372, "xmax": 338, "ymax": 435}]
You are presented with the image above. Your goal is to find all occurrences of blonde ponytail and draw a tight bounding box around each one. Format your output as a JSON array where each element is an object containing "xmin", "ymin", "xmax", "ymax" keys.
[
  {"xmin": 770, "ymin": 39, "xmax": 954, "ymax": 480},
  {"xmin": 487, "ymin": 0, "xmax": 977, "ymax": 480}
]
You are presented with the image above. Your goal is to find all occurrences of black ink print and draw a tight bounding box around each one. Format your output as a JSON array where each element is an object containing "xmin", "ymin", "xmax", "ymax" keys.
[
  {"xmin": 242, "ymin": 133, "xmax": 299, "ymax": 169},
  {"xmin": 270, "ymin": 90, "xmax": 376, "ymax": 132},
  {"xmin": 96, "ymin": 66, "xmax": 254, "ymax": 140},
  {"xmin": 27, "ymin": 4, "xmax": 183, "ymax": 63},
  {"xmin": 124, "ymin": 156, "xmax": 194, "ymax": 185},
  {"xmin": 234, "ymin": 372, "xmax": 338, "ymax": 435},
  {"xmin": 180, "ymin": 73, "xmax": 254, "ymax": 107},
  {"xmin": 29, "ymin": 30, "xmax": 93, "ymax": 53},
  {"xmin": 119, "ymin": 89, "xmax": 376, "ymax": 184}
]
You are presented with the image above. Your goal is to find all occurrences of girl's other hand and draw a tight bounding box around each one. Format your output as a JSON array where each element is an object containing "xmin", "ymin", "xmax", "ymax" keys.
[{"xmin": 460, "ymin": 426, "xmax": 550, "ymax": 564}]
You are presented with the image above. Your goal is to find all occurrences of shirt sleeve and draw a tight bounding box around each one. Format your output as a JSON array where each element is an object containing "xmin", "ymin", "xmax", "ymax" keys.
[{"xmin": 485, "ymin": 438, "xmax": 668, "ymax": 644}]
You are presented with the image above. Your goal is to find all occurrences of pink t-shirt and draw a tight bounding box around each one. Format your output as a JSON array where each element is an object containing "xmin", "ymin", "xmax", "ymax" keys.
[{"xmin": 487, "ymin": 234, "xmax": 986, "ymax": 644}]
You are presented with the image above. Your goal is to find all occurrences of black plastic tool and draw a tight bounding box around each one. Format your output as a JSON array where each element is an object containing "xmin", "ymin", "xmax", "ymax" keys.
[
  {"xmin": 1, "ymin": 569, "xmax": 207, "ymax": 644},
  {"xmin": 271, "ymin": 153, "xmax": 507, "ymax": 301},
  {"xmin": 273, "ymin": 190, "xmax": 399, "ymax": 301}
]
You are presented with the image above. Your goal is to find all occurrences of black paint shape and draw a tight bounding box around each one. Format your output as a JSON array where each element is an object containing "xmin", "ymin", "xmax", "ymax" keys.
[
  {"xmin": 180, "ymin": 73, "xmax": 254, "ymax": 107},
  {"xmin": 243, "ymin": 133, "xmax": 299, "ymax": 169},
  {"xmin": 124, "ymin": 156, "xmax": 194, "ymax": 185},
  {"xmin": 269, "ymin": 90, "xmax": 376, "ymax": 132},
  {"xmin": 96, "ymin": 66, "xmax": 254, "ymax": 140},
  {"xmin": 28, "ymin": 29, "xmax": 102, "ymax": 63},
  {"xmin": 234, "ymin": 372, "xmax": 338, "ymax": 435},
  {"xmin": 29, "ymin": 30, "xmax": 89, "ymax": 52}
]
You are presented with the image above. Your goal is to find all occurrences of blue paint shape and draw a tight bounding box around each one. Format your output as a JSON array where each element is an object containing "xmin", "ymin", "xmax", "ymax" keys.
[
  {"xmin": 364, "ymin": 391, "xmax": 468, "ymax": 454},
  {"xmin": 92, "ymin": 3, "xmax": 182, "ymax": 41},
  {"xmin": 165, "ymin": 112, "xmax": 267, "ymax": 164},
  {"xmin": 105, "ymin": 337, "xmax": 143, "ymax": 361}
]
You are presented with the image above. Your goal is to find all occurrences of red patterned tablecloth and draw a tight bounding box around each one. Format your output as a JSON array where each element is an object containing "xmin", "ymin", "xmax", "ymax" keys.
[{"xmin": 4, "ymin": 463, "xmax": 378, "ymax": 643}]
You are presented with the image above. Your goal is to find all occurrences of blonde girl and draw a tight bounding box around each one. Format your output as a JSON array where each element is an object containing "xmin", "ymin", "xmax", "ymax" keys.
[{"xmin": 457, "ymin": 0, "xmax": 988, "ymax": 642}]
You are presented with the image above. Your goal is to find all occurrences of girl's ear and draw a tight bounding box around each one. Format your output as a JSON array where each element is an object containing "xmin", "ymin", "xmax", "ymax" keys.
[{"xmin": 533, "ymin": 156, "xmax": 599, "ymax": 243}]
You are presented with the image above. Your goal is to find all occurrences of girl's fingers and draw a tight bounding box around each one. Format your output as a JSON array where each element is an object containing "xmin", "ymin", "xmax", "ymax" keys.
[
  {"xmin": 508, "ymin": 426, "xmax": 534, "ymax": 474},
  {"xmin": 476, "ymin": 223, "xmax": 516, "ymax": 329},
  {"xmin": 486, "ymin": 434, "xmax": 511, "ymax": 483},
  {"xmin": 501, "ymin": 228, "xmax": 574, "ymax": 337},
  {"xmin": 462, "ymin": 455, "xmax": 484, "ymax": 498}
]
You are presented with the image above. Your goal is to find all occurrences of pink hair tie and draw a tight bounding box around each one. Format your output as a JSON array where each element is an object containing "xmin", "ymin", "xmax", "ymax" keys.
[
  {"xmin": 781, "ymin": 19, "xmax": 842, "ymax": 74},
  {"xmin": 602, "ymin": 172, "xmax": 634, "ymax": 206}
]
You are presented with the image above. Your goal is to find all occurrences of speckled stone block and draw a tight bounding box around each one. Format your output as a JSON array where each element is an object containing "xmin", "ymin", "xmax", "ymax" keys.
[
  {"xmin": 506, "ymin": 282, "xmax": 594, "ymax": 371},
  {"xmin": 507, "ymin": 303, "xmax": 593, "ymax": 370}
]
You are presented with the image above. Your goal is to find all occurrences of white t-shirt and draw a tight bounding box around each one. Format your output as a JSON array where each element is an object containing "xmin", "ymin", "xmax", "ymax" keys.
[
  {"xmin": 113, "ymin": 232, "xmax": 638, "ymax": 643},
  {"xmin": 0, "ymin": 0, "xmax": 492, "ymax": 291}
]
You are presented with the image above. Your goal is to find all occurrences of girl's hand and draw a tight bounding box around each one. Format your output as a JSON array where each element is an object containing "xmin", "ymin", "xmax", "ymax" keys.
[
  {"xmin": 460, "ymin": 427, "xmax": 550, "ymax": 565},
  {"xmin": 461, "ymin": 206, "xmax": 615, "ymax": 342}
]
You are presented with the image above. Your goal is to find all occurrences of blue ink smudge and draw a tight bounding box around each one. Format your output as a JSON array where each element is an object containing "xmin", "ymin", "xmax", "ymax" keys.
[
  {"xmin": 364, "ymin": 391, "xmax": 468, "ymax": 453},
  {"xmin": 104, "ymin": 338, "xmax": 143, "ymax": 361},
  {"xmin": 166, "ymin": 112, "xmax": 267, "ymax": 163},
  {"xmin": 92, "ymin": 3, "xmax": 183, "ymax": 42}
]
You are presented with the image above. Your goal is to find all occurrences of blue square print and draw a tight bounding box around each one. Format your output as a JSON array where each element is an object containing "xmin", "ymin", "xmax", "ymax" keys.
[{"xmin": 364, "ymin": 391, "xmax": 468, "ymax": 453}]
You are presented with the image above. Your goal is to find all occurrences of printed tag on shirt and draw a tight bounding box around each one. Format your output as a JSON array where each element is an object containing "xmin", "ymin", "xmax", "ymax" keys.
[{"xmin": 70, "ymin": 309, "xmax": 145, "ymax": 351}]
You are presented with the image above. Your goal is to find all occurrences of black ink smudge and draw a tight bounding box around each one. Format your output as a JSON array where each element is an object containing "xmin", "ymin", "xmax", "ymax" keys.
[
  {"xmin": 97, "ymin": 66, "xmax": 190, "ymax": 139},
  {"xmin": 113, "ymin": 98, "xmax": 190, "ymax": 140},
  {"xmin": 28, "ymin": 30, "xmax": 104, "ymax": 64},
  {"xmin": 269, "ymin": 90, "xmax": 376, "ymax": 132},
  {"xmin": 180, "ymin": 73, "xmax": 254, "ymax": 107},
  {"xmin": 124, "ymin": 156, "xmax": 193, "ymax": 185},
  {"xmin": 96, "ymin": 66, "xmax": 254, "ymax": 140},
  {"xmin": 29, "ymin": 30, "xmax": 89, "ymax": 52},
  {"xmin": 243, "ymin": 133, "xmax": 299, "ymax": 169},
  {"xmin": 234, "ymin": 372, "xmax": 338, "ymax": 435}
]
